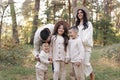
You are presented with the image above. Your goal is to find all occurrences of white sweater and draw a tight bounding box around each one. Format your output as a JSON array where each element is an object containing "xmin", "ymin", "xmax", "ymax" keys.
[
  {"xmin": 50, "ymin": 35, "xmax": 69, "ymax": 61},
  {"xmin": 33, "ymin": 24, "xmax": 54, "ymax": 57},
  {"xmin": 68, "ymin": 37, "xmax": 85, "ymax": 63},
  {"xmin": 77, "ymin": 21, "xmax": 93, "ymax": 52},
  {"xmin": 35, "ymin": 51, "xmax": 50, "ymax": 71}
]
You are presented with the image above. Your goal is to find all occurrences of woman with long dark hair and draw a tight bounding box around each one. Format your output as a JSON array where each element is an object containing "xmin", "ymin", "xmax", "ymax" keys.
[{"xmin": 73, "ymin": 6, "xmax": 95, "ymax": 80}]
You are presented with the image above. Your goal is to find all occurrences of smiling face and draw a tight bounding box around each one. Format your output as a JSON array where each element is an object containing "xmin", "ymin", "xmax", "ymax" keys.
[
  {"xmin": 77, "ymin": 9, "xmax": 84, "ymax": 20},
  {"xmin": 41, "ymin": 43, "xmax": 50, "ymax": 53},
  {"xmin": 57, "ymin": 25, "xmax": 65, "ymax": 35},
  {"xmin": 68, "ymin": 29, "xmax": 78, "ymax": 39}
]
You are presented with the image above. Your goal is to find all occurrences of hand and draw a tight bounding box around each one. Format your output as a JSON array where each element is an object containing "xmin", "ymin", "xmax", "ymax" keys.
[
  {"xmin": 49, "ymin": 60, "xmax": 53, "ymax": 64},
  {"xmin": 75, "ymin": 62, "xmax": 81, "ymax": 67},
  {"xmin": 65, "ymin": 58, "xmax": 70, "ymax": 64},
  {"xmin": 49, "ymin": 58, "xmax": 52, "ymax": 61},
  {"xmin": 65, "ymin": 62, "xmax": 69, "ymax": 64},
  {"xmin": 35, "ymin": 55, "xmax": 40, "ymax": 62}
]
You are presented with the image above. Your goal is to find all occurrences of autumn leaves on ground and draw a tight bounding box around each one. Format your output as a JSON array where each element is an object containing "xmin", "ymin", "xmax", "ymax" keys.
[{"xmin": 0, "ymin": 43, "xmax": 120, "ymax": 80}]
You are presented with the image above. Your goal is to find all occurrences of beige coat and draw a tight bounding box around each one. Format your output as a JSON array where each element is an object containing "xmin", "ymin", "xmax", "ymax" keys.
[
  {"xmin": 77, "ymin": 21, "xmax": 93, "ymax": 77},
  {"xmin": 50, "ymin": 35, "xmax": 69, "ymax": 61},
  {"xmin": 77, "ymin": 21, "xmax": 93, "ymax": 52},
  {"xmin": 33, "ymin": 24, "xmax": 54, "ymax": 57}
]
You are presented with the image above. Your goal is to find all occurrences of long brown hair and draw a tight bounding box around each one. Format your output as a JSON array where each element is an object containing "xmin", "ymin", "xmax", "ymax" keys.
[
  {"xmin": 53, "ymin": 21, "xmax": 70, "ymax": 51},
  {"xmin": 75, "ymin": 9, "xmax": 88, "ymax": 30}
]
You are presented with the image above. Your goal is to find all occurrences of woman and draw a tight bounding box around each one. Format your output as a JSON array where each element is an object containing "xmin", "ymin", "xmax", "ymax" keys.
[{"xmin": 73, "ymin": 6, "xmax": 95, "ymax": 80}]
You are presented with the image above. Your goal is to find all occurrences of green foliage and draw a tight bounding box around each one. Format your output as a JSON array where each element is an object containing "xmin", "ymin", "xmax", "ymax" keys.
[
  {"xmin": 0, "ymin": 41, "xmax": 33, "ymax": 65},
  {"xmin": 63, "ymin": 13, "xmax": 68, "ymax": 21},
  {"xmin": 102, "ymin": 44, "xmax": 120, "ymax": 63},
  {"xmin": 93, "ymin": 18, "xmax": 120, "ymax": 46},
  {"xmin": 22, "ymin": 0, "xmax": 34, "ymax": 19}
]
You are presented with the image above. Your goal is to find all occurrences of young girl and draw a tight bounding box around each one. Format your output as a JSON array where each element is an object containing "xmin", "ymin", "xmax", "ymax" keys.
[
  {"xmin": 50, "ymin": 21, "xmax": 69, "ymax": 80},
  {"xmin": 35, "ymin": 42, "xmax": 52, "ymax": 80}
]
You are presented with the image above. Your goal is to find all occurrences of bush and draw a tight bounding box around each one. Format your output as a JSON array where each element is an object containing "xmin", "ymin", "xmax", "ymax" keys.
[
  {"xmin": 102, "ymin": 44, "xmax": 120, "ymax": 63},
  {"xmin": 0, "ymin": 43, "xmax": 33, "ymax": 66}
]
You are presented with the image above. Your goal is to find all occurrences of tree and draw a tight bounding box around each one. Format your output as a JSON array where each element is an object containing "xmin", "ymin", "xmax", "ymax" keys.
[
  {"xmin": 22, "ymin": 0, "xmax": 34, "ymax": 20},
  {"xmin": 68, "ymin": 0, "xmax": 71, "ymax": 25},
  {"xmin": 29, "ymin": 0, "xmax": 40, "ymax": 44},
  {"xmin": 82, "ymin": 0, "xmax": 86, "ymax": 6},
  {"xmin": 9, "ymin": 0, "xmax": 19, "ymax": 43},
  {"xmin": 72, "ymin": 0, "xmax": 77, "ymax": 24},
  {"xmin": 21, "ymin": 0, "xmax": 34, "ymax": 44},
  {"xmin": 0, "ymin": 1, "xmax": 8, "ymax": 48}
]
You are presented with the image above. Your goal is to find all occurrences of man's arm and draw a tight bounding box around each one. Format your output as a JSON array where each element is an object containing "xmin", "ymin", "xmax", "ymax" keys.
[{"xmin": 33, "ymin": 29, "xmax": 41, "ymax": 57}]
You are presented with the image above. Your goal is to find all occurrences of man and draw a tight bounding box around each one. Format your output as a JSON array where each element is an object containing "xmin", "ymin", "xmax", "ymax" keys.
[{"xmin": 33, "ymin": 24, "xmax": 54, "ymax": 61}]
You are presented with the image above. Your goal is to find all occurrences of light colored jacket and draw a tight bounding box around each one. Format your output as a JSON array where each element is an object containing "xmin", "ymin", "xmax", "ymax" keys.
[
  {"xmin": 33, "ymin": 24, "xmax": 54, "ymax": 57},
  {"xmin": 68, "ymin": 37, "xmax": 85, "ymax": 63},
  {"xmin": 50, "ymin": 35, "xmax": 69, "ymax": 61},
  {"xmin": 35, "ymin": 50, "xmax": 50, "ymax": 71},
  {"xmin": 77, "ymin": 21, "xmax": 93, "ymax": 52}
]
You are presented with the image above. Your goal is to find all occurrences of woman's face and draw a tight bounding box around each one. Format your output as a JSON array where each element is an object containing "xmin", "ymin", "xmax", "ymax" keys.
[
  {"xmin": 57, "ymin": 25, "xmax": 64, "ymax": 35},
  {"xmin": 77, "ymin": 10, "xmax": 84, "ymax": 20}
]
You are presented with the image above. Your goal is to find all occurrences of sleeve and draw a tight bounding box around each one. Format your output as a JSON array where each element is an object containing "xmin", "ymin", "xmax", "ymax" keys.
[
  {"xmin": 33, "ymin": 29, "xmax": 41, "ymax": 57},
  {"xmin": 47, "ymin": 24, "xmax": 54, "ymax": 34},
  {"xmin": 39, "ymin": 53, "xmax": 50, "ymax": 64},
  {"xmin": 82, "ymin": 22, "xmax": 93, "ymax": 47},
  {"xmin": 78, "ymin": 39, "xmax": 85, "ymax": 62},
  {"xmin": 65, "ymin": 42, "xmax": 70, "ymax": 63}
]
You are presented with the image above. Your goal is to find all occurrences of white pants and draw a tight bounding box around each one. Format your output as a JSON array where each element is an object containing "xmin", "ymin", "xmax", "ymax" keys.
[
  {"xmin": 36, "ymin": 68, "xmax": 48, "ymax": 80},
  {"xmin": 84, "ymin": 51, "xmax": 93, "ymax": 77},
  {"xmin": 53, "ymin": 61, "xmax": 66, "ymax": 80},
  {"xmin": 70, "ymin": 63, "xmax": 85, "ymax": 80}
]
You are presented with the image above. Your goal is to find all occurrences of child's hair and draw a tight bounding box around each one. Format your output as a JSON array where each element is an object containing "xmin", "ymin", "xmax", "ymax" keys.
[
  {"xmin": 53, "ymin": 21, "xmax": 69, "ymax": 51},
  {"xmin": 40, "ymin": 28, "xmax": 51, "ymax": 41},
  {"xmin": 69, "ymin": 26, "xmax": 79, "ymax": 33}
]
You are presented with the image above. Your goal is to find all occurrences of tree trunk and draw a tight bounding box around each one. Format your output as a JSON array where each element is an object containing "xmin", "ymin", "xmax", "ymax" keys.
[
  {"xmin": 53, "ymin": 3, "xmax": 56, "ymax": 24},
  {"xmin": 103, "ymin": 0, "xmax": 109, "ymax": 46},
  {"xmin": 46, "ymin": 0, "xmax": 49, "ymax": 24},
  {"xmin": 68, "ymin": 0, "xmax": 71, "ymax": 26},
  {"xmin": 82, "ymin": 0, "xmax": 86, "ymax": 6},
  {"xmin": 0, "ymin": 14, "xmax": 3, "ymax": 48},
  {"xmin": 29, "ymin": 0, "xmax": 40, "ymax": 44},
  {"xmin": 9, "ymin": 0, "xmax": 19, "ymax": 43},
  {"xmin": 72, "ymin": 0, "xmax": 77, "ymax": 25},
  {"xmin": 0, "ymin": 1, "xmax": 8, "ymax": 48}
]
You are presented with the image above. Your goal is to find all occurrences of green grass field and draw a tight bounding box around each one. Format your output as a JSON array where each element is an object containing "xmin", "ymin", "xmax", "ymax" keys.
[{"xmin": 0, "ymin": 44, "xmax": 120, "ymax": 80}]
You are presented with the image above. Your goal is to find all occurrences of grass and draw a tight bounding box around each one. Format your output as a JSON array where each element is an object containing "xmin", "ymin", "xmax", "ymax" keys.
[{"xmin": 0, "ymin": 44, "xmax": 120, "ymax": 80}]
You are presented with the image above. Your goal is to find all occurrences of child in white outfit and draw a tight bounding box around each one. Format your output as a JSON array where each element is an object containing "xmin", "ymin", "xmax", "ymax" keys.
[
  {"xmin": 50, "ymin": 21, "xmax": 69, "ymax": 80},
  {"xmin": 68, "ymin": 26, "xmax": 85, "ymax": 80},
  {"xmin": 35, "ymin": 42, "xmax": 52, "ymax": 80}
]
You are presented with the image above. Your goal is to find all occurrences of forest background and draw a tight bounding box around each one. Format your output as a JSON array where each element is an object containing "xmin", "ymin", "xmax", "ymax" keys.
[{"xmin": 0, "ymin": 0, "xmax": 120, "ymax": 80}]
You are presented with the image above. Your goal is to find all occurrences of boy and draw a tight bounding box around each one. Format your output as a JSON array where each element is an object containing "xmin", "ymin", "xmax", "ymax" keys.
[
  {"xmin": 35, "ymin": 42, "xmax": 52, "ymax": 80},
  {"xmin": 68, "ymin": 26, "xmax": 85, "ymax": 80}
]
